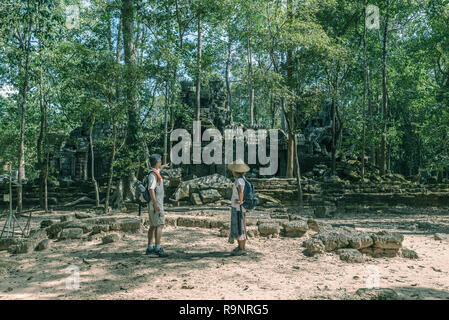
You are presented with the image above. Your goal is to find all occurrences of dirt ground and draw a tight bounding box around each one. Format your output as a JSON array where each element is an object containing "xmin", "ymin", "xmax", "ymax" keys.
[{"xmin": 1, "ymin": 208, "xmax": 449, "ymax": 300}]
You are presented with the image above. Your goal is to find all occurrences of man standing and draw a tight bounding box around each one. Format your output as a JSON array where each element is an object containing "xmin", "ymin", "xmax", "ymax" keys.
[{"xmin": 145, "ymin": 154, "xmax": 169, "ymax": 257}]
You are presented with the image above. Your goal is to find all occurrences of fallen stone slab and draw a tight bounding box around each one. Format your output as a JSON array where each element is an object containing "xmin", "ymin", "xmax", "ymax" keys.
[
  {"xmin": 337, "ymin": 248, "xmax": 364, "ymax": 263},
  {"xmin": 371, "ymin": 231, "xmax": 404, "ymax": 249},
  {"xmin": 190, "ymin": 193, "xmax": 203, "ymax": 205},
  {"xmin": 247, "ymin": 226, "xmax": 259, "ymax": 238},
  {"xmin": 46, "ymin": 221, "xmax": 91, "ymax": 238},
  {"xmin": 83, "ymin": 217, "xmax": 117, "ymax": 225},
  {"xmin": 307, "ymin": 218, "xmax": 332, "ymax": 232},
  {"xmin": 60, "ymin": 215, "xmax": 74, "ymax": 222},
  {"xmin": 7, "ymin": 229, "xmax": 48, "ymax": 254},
  {"xmin": 258, "ymin": 223, "xmax": 280, "ymax": 236},
  {"xmin": 118, "ymin": 219, "xmax": 142, "ymax": 233},
  {"xmin": 59, "ymin": 228, "xmax": 83, "ymax": 240},
  {"xmin": 401, "ymin": 248, "xmax": 418, "ymax": 259},
  {"xmin": 92, "ymin": 224, "xmax": 110, "ymax": 234},
  {"xmin": 75, "ymin": 212, "xmax": 93, "ymax": 219},
  {"xmin": 303, "ymin": 237, "xmax": 325, "ymax": 255},
  {"xmin": 165, "ymin": 216, "xmax": 178, "ymax": 226},
  {"xmin": 102, "ymin": 233, "xmax": 120, "ymax": 244},
  {"xmin": 199, "ymin": 189, "xmax": 221, "ymax": 204},
  {"xmin": 282, "ymin": 220, "xmax": 308, "ymax": 237},
  {"xmin": 0, "ymin": 238, "xmax": 19, "ymax": 251},
  {"xmin": 347, "ymin": 230, "xmax": 374, "ymax": 250},
  {"xmin": 316, "ymin": 228, "xmax": 351, "ymax": 252},
  {"xmin": 35, "ymin": 239, "xmax": 50, "ymax": 251},
  {"xmin": 40, "ymin": 220, "xmax": 54, "ymax": 229},
  {"xmin": 434, "ymin": 233, "xmax": 447, "ymax": 241},
  {"xmin": 360, "ymin": 247, "xmax": 399, "ymax": 258},
  {"xmin": 177, "ymin": 217, "xmax": 211, "ymax": 228}
]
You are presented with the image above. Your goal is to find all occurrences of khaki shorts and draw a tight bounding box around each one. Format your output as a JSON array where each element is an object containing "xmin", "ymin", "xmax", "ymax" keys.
[{"xmin": 148, "ymin": 202, "xmax": 165, "ymax": 227}]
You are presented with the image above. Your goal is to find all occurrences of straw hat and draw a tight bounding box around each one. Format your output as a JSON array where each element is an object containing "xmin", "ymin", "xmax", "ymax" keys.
[{"xmin": 227, "ymin": 159, "xmax": 250, "ymax": 173}]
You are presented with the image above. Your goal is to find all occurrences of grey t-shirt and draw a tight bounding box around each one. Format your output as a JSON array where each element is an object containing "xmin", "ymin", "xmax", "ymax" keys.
[{"xmin": 148, "ymin": 169, "xmax": 164, "ymax": 210}]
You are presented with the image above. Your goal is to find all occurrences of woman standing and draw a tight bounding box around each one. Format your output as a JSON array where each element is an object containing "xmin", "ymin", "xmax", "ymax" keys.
[{"xmin": 227, "ymin": 159, "xmax": 250, "ymax": 256}]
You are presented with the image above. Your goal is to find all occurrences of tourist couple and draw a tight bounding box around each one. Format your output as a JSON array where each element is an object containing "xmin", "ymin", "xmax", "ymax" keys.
[{"xmin": 145, "ymin": 154, "xmax": 249, "ymax": 257}]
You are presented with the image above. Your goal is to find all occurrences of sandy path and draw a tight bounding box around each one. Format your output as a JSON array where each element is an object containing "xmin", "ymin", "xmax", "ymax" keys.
[{"xmin": 1, "ymin": 220, "xmax": 448, "ymax": 300}]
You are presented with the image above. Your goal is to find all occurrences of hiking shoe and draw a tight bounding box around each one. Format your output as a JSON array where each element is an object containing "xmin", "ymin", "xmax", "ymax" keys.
[
  {"xmin": 145, "ymin": 247, "xmax": 155, "ymax": 255},
  {"xmin": 231, "ymin": 246, "xmax": 240, "ymax": 254},
  {"xmin": 155, "ymin": 247, "xmax": 168, "ymax": 257},
  {"xmin": 231, "ymin": 249, "xmax": 247, "ymax": 256}
]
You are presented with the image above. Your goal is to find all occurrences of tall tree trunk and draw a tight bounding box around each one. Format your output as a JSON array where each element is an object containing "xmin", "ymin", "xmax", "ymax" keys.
[
  {"xmin": 89, "ymin": 116, "xmax": 100, "ymax": 207},
  {"xmin": 294, "ymin": 135, "xmax": 303, "ymax": 206},
  {"xmin": 331, "ymin": 82, "xmax": 337, "ymax": 175},
  {"xmin": 37, "ymin": 56, "xmax": 44, "ymax": 210},
  {"xmin": 361, "ymin": 4, "xmax": 368, "ymax": 180},
  {"xmin": 121, "ymin": 0, "xmax": 139, "ymax": 201},
  {"xmin": 247, "ymin": 26, "xmax": 254, "ymax": 126},
  {"xmin": 105, "ymin": 15, "xmax": 122, "ymax": 214},
  {"xmin": 285, "ymin": 0, "xmax": 294, "ymax": 178},
  {"xmin": 196, "ymin": 13, "xmax": 202, "ymax": 121},
  {"xmin": 380, "ymin": 0, "xmax": 390, "ymax": 176},
  {"xmin": 105, "ymin": 122, "xmax": 117, "ymax": 214},
  {"xmin": 226, "ymin": 30, "xmax": 233, "ymax": 123},
  {"xmin": 17, "ymin": 32, "xmax": 31, "ymax": 214}
]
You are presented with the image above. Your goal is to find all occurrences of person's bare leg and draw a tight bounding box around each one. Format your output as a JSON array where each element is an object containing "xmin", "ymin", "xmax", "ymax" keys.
[
  {"xmin": 155, "ymin": 225, "xmax": 163, "ymax": 245},
  {"xmin": 238, "ymin": 240, "xmax": 246, "ymax": 250},
  {"xmin": 148, "ymin": 226, "xmax": 155, "ymax": 246}
]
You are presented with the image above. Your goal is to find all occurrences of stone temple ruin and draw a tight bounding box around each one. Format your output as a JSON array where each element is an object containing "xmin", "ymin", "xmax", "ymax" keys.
[{"xmin": 2, "ymin": 79, "xmax": 449, "ymax": 212}]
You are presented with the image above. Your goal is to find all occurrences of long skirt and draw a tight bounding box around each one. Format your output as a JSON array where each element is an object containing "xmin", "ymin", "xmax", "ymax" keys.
[{"xmin": 228, "ymin": 207, "xmax": 248, "ymax": 244}]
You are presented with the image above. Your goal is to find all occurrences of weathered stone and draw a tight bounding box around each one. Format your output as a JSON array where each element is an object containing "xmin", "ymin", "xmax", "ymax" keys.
[
  {"xmin": 40, "ymin": 220, "xmax": 54, "ymax": 229},
  {"xmin": 199, "ymin": 189, "xmax": 222, "ymax": 204},
  {"xmin": 84, "ymin": 217, "xmax": 117, "ymax": 225},
  {"xmin": 307, "ymin": 218, "xmax": 332, "ymax": 232},
  {"xmin": 59, "ymin": 228, "xmax": 83, "ymax": 240},
  {"xmin": 60, "ymin": 215, "xmax": 74, "ymax": 222},
  {"xmin": 46, "ymin": 222, "xmax": 66, "ymax": 238},
  {"xmin": 92, "ymin": 224, "xmax": 110, "ymax": 234},
  {"xmin": 360, "ymin": 247, "xmax": 399, "ymax": 258},
  {"xmin": 282, "ymin": 220, "xmax": 308, "ymax": 237},
  {"xmin": 371, "ymin": 231, "xmax": 404, "ymax": 249},
  {"xmin": 102, "ymin": 233, "xmax": 120, "ymax": 244},
  {"xmin": 314, "ymin": 205, "xmax": 336, "ymax": 218},
  {"xmin": 75, "ymin": 212, "xmax": 92, "ymax": 219},
  {"xmin": 209, "ymin": 219, "xmax": 226, "ymax": 229},
  {"xmin": 118, "ymin": 219, "xmax": 142, "ymax": 233},
  {"xmin": 190, "ymin": 192, "xmax": 203, "ymax": 205},
  {"xmin": 303, "ymin": 238, "xmax": 325, "ymax": 254},
  {"xmin": 173, "ymin": 183, "xmax": 190, "ymax": 201},
  {"xmin": 35, "ymin": 239, "xmax": 50, "ymax": 251},
  {"xmin": 172, "ymin": 174, "xmax": 233, "ymax": 201},
  {"xmin": 258, "ymin": 223, "xmax": 280, "ymax": 236},
  {"xmin": 218, "ymin": 228, "xmax": 229, "ymax": 237},
  {"xmin": 165, "ymin": 216, "xmax": 178, "ymax": 226},
  {"xmin": 337, "ymin": 248, "xmax": 364, "ymax": 263},
  {"xmin": 177, "ymin": 217, "xmax": 211, "ymax": 228},
  {"xmin": 347, "ymin": 230, "xmax": 374, "ymax": 249},
  {"xmin": 63, "ymin": 221, "xmax": 92, "ymax": 234},
  {"xmin": 355, "ymin": 288, "xmax": 399, "ymax": 300},
  {"xmin": 317, "ymin": 227, "xmax": 351, "ymax": 252},
  {"xmin": 401, "ymin": 248, "xmax": 418, "ymax": 259},
  {"xmin": 247, "ymin": 226, "xmax": 259, "ymax": 238},
  {"xmin": 0, "ymin": 238, "xmax": 19, "ymax": 251},
  {"xmin": 8, "ymin": 229, "xmax": 48, "ymax": 254},
  {"xmin": 434, "ymin": 233, "xmax": 447, "ymax": 241}
]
